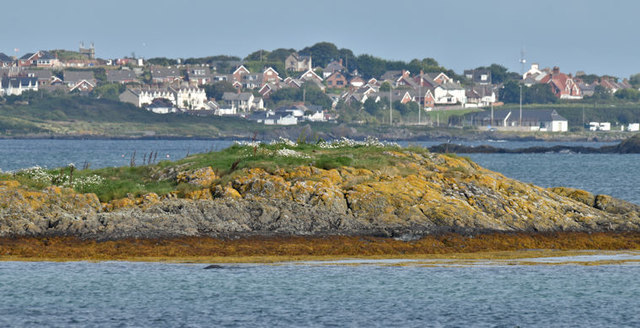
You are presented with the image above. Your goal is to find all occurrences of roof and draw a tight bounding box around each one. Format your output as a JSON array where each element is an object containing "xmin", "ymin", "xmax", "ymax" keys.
[
  {"xmin": 463, "ymin": 69, "xmax": 492, "ymax": 84},
  {"xmin": 380, "ymin": 70, "xmax": 403, "ymax": 81},
  {"xmin": 222, "ymin": 92, "xmax": 253, "ymax": 101},
  {"xmin": 151, "ymin": 67, "xmax": 181, "ymax": 79},
  {"xmin": 106, "ymin": 70, "xmax": 137, "ymax": 82},
  {"xmin": 20, "ymin": 53, "xmax": 35, "ymax": 60},
  {"xmin": 470, "ymin": 109, "xmax": 567, "ymax": 122},
  {"xmin": 24, "ymin": 69, "xmax": 53, "ymax": 80},
  {"xmin": 0, "ymin": 53, "xmax": 12, "ymax": 62},
  {"xmin": 1, "ymin": 76, "xmax": 38, "ymax": 88},
  {"xmin": 63, "ymin": 70, "xmax": 95, "ymax": 83}
]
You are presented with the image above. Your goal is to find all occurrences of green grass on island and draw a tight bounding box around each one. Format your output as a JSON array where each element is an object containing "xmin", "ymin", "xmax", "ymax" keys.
[{"xmin": 1, "ymin": 138, "xmax": 433, "ymax": 202}]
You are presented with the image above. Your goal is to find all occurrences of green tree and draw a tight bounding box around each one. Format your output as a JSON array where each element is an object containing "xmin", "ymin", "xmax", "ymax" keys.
[
  {"xmin": 146, "ymin": 57, "xmax": 178, "ymax": 66},
  {"xmin": 590, "ymin": 85, "xmax": 611, "ymax": 101},
  {"xmin": 525, "ymin": 84, "xmax": 556, "ymax": 104},
  {"xmin": 299, "ymin": 42, "xmax": 340, "ymax": 68},
  {"xmin": 267, "ymin": 48, "xmax": 296, "ymax": 62},
  {"xmin": 379, "ymin": 81, "xmax": 391, "ymax": 92},
  {"xmin": 203, "ymin": 82, "xmax": 237, "ymax": 100},
  {"xmin": 354, "ymin": 54, "xmax": 387, "ymax": 79},
  {"xmin": 244, "ymin": 50, "xmax": 270, "ymax": 62},
  {"xmin": 267, "ymin": 83, "xmax": 332, "ymax": 109},
  {"xmin": 91, "ymin": 83, "xmax": 125, "ymax": 101},
  {"xmin": 499, "ymin": 81, "xmax": 522, "ymax": 104},
  {"xmin": 629, "ymin": 73, "xmax": 640, "ymax": 88},
  {"xmin": 615, "ymin": 88, "xmax": 640, "ymax": 101},
  {"xmin": 363, "ymin": 98, "xmax": 383, "ymax": 116}
]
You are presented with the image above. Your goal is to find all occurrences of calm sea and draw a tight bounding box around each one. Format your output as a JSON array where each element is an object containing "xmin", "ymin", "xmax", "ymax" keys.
[{"xmin": 0, "ymin": 261, "xmax": 639, "ymax": 327}]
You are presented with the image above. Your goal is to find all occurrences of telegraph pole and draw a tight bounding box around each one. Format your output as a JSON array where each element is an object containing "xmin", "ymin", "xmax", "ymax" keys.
[{"xmin": 389, "ymin": 85, "xmax": 393, "ymax": 125}]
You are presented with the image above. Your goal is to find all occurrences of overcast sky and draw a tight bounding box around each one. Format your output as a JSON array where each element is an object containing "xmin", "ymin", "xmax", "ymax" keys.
[{"xmin": 1, "ymin": 0, "xmax": 637, "ymax": 78}]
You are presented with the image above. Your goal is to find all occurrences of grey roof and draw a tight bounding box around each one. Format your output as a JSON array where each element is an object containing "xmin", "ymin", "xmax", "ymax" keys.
[
  {"xmin": 1, "ymin": 76, "xmax": 38, "ymax": 88},
  {"xmin": 151, "ymin": 67, "xmax": 182, "ymax": 79},
  {"xmin": 469, "ymin": 109, "xmax": 567, "ymax": 122},
  {"xmin": 106, "ymin": 70, "xmax": 137, "ymax": 82},
  {"xmin": 222, "ymin": 92, "xmax": 253, "ymax": 101},
  {"xmin": 464, "ymin": 69, "xmax": 492, "ymax": 84},
  {"xmin": 24, "ymin": 69, "xmax": 54, "ymax": 80},
  {"xmin": 0, "ymin": 53, "xmax": 12, "ymax": 62},
  {"xmin": 380, "ymin": 70, "xmax": 403, "ymax": 81},
  {"xmin": 20, "ymin": 53, "xmax": 35, "ymax": 60},
  {"xmin": 39, "ymin": 51, "xmax": 56, "ymax": 60},
  {"xmin": 324, "ymin": 60, "xmax": 344, "ymax": 72},
  {"xmin": 63, "ymin": 71, "xmax": 95, "ymax": 83}
]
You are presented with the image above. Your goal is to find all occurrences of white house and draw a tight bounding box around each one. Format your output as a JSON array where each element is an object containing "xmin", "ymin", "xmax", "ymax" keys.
[
  {"xmin": 434, "ymin": 82, "xmax": 466, "ymax": 105},
  {"xmin": 119, "ymin": 86, "xmax": 207, "ymax": 110},
  {"xmin": 0, "ymin": 76, "xmax": 38, "ymax": 96}
]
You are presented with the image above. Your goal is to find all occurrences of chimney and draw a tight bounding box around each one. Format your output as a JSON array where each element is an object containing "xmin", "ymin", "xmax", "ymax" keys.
[
  {"xmin": 552, "ymin": 66, "xmax": 560, "ymax": 75},
  {"xmin": 339, "ymin": 58, "xmax": 343, "ymax": 66}
]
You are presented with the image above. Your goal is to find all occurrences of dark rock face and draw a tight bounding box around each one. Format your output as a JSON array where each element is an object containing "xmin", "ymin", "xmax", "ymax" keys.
[{"xmin": 2, "ymin": 149, "xmax": 640, "ymax": 240}]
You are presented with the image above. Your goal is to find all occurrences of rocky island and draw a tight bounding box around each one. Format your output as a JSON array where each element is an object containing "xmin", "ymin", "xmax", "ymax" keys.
[{"xmin": 2, "ymin": 137, "xmax": 640, "ymax": 261}]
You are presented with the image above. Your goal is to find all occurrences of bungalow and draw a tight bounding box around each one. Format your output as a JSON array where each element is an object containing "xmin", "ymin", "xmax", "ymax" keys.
[
  {"xmin": 145, "ymin": 98, "xmax": 179, "ymax": 114},
  {"xmin": 248, "ymin": 110, "xmax": 298, "ymax": 125},
  {"xmin": 467, "ymin": 109, "xmax": 568, "ymax": 132}
]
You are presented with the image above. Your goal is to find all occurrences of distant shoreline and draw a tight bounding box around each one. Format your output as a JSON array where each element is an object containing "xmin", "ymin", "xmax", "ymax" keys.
[{"xmin": 0, "ymin": 130, "xmax": 631, "ymax": 143}]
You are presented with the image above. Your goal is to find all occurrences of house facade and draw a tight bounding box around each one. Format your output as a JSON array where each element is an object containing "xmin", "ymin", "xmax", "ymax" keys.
[
  {"xmin": 0, "ymin": 76, "xmax": 38, "ymax": 96},
  {"xmin": 285, "ymin": 53, "xmax": 312, "ymax": 72}
]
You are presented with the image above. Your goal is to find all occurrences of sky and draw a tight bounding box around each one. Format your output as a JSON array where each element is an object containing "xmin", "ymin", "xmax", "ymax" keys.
[{"xmin": 1, "ymin": 0, "xmax": 638, "ymax": 78}]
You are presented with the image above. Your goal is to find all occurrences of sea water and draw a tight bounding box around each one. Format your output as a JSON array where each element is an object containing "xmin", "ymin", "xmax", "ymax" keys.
[{"xmin": 0, "ymin": 261, "xmax": 639, "ymax": 327}]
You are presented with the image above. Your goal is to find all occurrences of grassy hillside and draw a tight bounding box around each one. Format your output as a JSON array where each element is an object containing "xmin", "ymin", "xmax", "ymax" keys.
[{"xmin": 0, "ymin": 93, "xmax": 265, "ymax": 137}]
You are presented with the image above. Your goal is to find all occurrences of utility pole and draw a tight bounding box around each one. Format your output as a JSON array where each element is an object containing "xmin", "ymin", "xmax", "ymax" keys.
[
  {"xmin": 519, "ymin": 48, "xmax": 526, "ymax": 127},
  {"xmin": 519, "ymin": 84, "xmax": 523, "ymax": 127},
  {"xmin": 418, "ymin": 75, "xmax": 422, "ymax": 125},
  {"xmin": 389, "ymin": 85, "xmax": 393, "ymax": 125}
]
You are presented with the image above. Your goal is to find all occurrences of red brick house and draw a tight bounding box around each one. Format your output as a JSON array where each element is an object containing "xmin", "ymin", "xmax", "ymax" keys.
[
  {"xmin": 539, "ymin": 67, "xmax": 582, "ymax": 99},
  {"xmin": 325, "ymin": 71, "xmax": 348, "ymax": 88},
  {"xmin": 262, "ymin": 67, "xmax": 281, "ymax": 86}
]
